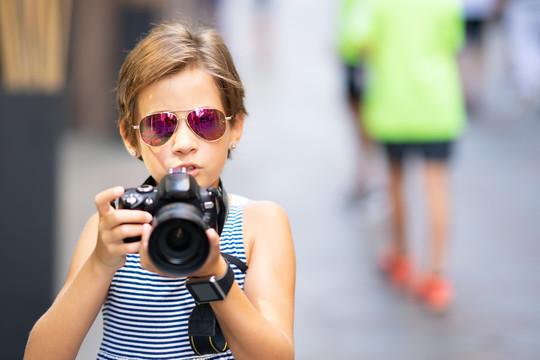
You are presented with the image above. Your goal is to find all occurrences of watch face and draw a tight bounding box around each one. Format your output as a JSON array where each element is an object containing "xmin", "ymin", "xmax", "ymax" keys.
[{"xmin": 188, "ymin": 282, "xmax": 225, "ymax": 303}]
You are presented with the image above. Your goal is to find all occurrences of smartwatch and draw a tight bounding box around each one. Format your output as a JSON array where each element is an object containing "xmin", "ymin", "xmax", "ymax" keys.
[{"xmin": 186, "ymin": 263, "xmax": 235, "ymax": 303}]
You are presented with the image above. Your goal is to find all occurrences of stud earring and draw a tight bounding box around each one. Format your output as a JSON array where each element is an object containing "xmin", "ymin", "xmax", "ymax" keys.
[
  {"xmin": 131, "ymin": 150, "xmax": 138, "ymax": 157},
  {"xmin": 230, "ymin": 143, "xmax": 237, "ymax": 149}
]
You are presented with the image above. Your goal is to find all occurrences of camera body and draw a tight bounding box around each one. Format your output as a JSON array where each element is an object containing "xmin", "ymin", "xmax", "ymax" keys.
[{"xmin": 118, "ymin": 170, "xmax": 227, "ymax": 276}]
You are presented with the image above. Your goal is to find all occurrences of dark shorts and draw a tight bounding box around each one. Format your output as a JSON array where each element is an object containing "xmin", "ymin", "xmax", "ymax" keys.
[
  {"xmin": 345, "ymin": 63, "xmax": 365, "ymax": 101},
  {"xmin": 465, "ymin": 18, "xmax": 485, "ymax": 44},
  {"xmin": 383, "ymin": 141, "xmax": 454, "ymax": 163}
]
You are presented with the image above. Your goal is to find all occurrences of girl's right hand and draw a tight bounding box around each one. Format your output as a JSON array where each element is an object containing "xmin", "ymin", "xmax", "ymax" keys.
[{"xmin": 93, "ymin": 186, "xmax": 153, "ymax": 271}]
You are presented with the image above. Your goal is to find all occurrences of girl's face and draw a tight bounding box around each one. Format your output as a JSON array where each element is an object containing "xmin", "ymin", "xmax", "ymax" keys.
[{"xmin": 126, "ymin": 68, "xmax": 243, "ymax": 188}]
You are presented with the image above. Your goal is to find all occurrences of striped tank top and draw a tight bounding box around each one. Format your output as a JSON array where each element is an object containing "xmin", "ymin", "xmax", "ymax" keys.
[{"xmin": 97, "ymin": 195, "xmax": 248, "ymax": 360}]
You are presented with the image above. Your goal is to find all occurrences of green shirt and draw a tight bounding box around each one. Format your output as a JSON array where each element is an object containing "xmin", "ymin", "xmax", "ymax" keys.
[
  {"xmin": 340, "ymin": 0, "xmax": 466, "ymax": 142},
  {"xmin": 338, "ymin": 0, "xmax": 376, "ymax": 65}
]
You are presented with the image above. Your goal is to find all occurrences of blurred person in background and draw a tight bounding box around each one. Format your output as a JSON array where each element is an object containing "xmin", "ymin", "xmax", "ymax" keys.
[
  {"xmin": 338, "ymin": 0, "xmax": 381, "ymax": 199},
  {"xmin": 460, "ymin": 0, "xmax": 497, "ymax": 114},
  {"xmin": 341, "ymin": 0, "xmax": 466, "ymax": 312},
  {"xmin": 503, "ymin": 0, "xmax": 540, "ymax": 115},
  {"xmin": 459, "ymin": 0, "xmax": 508, "ymax": 116}
]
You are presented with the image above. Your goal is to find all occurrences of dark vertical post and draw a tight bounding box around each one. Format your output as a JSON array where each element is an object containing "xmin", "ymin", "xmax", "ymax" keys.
[{"xmin": 0, "ymin": 91, "xmax": 62, "ymax": 359}]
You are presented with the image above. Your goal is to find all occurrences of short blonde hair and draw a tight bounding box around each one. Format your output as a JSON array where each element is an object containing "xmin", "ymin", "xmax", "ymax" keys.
[{"xmin": 117, "ymin": 21, "xmax": 246, "ymax": 148}]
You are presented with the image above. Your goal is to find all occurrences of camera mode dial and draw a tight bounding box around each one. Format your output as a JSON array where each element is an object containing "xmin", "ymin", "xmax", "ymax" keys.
[{"xmin": 137, "ymin": 185, "xmax": 154, "ymax": 193}]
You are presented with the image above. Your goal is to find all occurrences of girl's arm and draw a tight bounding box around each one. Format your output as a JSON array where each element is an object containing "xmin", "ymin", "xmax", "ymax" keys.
[
  {"xmin": 24, "ymin": 187, "xmax": 151, "ymax": 360},
  {"xmin": 212, "ymin": 200, "xmax": 296, "ymax": 360},
  {"xmin": 137, "ymin": 200, "xmax": 295, "ymax": 359}
]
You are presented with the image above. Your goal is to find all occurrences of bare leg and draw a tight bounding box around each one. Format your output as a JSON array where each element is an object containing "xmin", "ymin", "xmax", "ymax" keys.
[
  {"xmin": 388, "ymin": 159, "xmax": 407, "ymax": 255},
  {"xmin": 347, "ymin": 67, "xmax": 378, "ymax": 195},
  {"xmin": 423, "ymin": 160, "xmax": 450, "ymax": 275}
]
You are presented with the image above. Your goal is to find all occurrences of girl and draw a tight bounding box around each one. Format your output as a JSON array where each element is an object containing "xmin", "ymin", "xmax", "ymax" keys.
[{"xmin": 24, "ymin": 21, "xmax": 295, "ymax": 360}]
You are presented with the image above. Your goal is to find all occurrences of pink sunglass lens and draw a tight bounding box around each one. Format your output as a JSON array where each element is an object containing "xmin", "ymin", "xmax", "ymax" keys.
[
  {"xmin": 140, "ymin": 113, "xmax": 177, "ymax": 146},
  {"xmin": 187, "ymin": 109, "xmax": 226, "ymax": 141}
]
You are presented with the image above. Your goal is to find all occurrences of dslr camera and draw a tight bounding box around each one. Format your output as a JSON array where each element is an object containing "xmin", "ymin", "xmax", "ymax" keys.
[{"xmin": 118, "ymin": 168, "xmax": 227, "ymax": 276}]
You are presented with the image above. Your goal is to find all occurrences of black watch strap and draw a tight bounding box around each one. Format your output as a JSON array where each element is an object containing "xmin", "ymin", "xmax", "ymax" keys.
[
  {"xmin": 211, "ymin": 262, "xmax": 234, "ymax": 299},
  {"xmin": 186, "ymin": 260, "xmax": 235, "ymax": 304},
  {"xmin": 186, "ymin": 253, "xmax": 248, "ymax": 304}
]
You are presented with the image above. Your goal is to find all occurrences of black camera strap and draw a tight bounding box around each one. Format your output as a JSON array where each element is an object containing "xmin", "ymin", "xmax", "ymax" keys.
[
  {"xmin": 141, "ymin": 175, "xmax": 157, "ymax": 186},
  {"xmin": 218, "ymin": 179, "xmax": 229, "ymax": 211},
  {"xmin": 188, "ymin": 303, "xmax": 227, "ymax": 355},
  {"xmin": 188, "ymin": 253, "xmax": 248, "ymax": 356}
]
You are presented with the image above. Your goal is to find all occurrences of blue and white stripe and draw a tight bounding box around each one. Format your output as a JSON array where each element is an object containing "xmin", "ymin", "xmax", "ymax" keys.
[{"xmin": 97, "ymin": 195, "xmax": 248, "ymax": 360}]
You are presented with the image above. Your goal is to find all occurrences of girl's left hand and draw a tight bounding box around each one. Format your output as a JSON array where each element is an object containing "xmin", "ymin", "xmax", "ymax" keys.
[{"xmin": 139, "ymin": 226, "xmax": 227, "ymax": 278}]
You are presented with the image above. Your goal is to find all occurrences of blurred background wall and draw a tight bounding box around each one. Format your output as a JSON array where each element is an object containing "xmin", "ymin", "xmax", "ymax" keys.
[{"xmin": 0, "ymin": 0, "xmax": 71, "ymax": 357}]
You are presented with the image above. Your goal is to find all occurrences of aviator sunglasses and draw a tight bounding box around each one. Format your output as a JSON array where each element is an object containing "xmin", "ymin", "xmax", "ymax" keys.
[{"xmin": 133, "ymin": 108, "xmax": 232, "ymax": 147}]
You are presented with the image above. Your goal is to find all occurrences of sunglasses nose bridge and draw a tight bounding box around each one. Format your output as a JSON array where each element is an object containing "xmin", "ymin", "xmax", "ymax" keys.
[{"xmin": 170, "ymin": 115, "xmax": 199, "ymax": 149}]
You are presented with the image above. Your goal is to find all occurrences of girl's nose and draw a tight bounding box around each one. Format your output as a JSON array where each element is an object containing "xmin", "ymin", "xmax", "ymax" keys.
[{"xmin": 171, "ymin": 118, "xmax": 198, "ymax": 154}]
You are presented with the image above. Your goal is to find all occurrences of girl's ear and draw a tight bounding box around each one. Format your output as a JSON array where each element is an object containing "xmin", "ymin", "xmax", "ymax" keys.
[
  {"xmin": 229, "ymin": 113, "xmax": 245, "ymax": 148},
  {"xmin": 119, "ymin": 119, "xmax": 140, "ymax": 158}
]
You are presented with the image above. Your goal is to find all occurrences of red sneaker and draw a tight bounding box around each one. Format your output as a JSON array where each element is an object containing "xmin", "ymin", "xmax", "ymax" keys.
[
  {"xmin": 415, "ymin": 275, "xmax": 453, "ymax": 313},
  {"xmin": 378, "ymin": 247, "xmax": 412, "ymax": 289}
]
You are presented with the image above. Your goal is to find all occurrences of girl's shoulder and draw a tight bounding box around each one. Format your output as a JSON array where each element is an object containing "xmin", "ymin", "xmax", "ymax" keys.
[
  {"xmin": 228, "ymin": 194, "xmax": 290, "ymax": 225},
  {"xmin": 233, "ymin": 195, "xmax": 292, "ymax": 256},
  {"xmin": 234, "ymin": 196, "xmax": 294, "ymax": 276}
]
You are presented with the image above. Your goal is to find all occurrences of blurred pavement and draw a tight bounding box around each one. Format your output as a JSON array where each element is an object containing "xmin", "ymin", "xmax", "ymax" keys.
[{"xmin": 56, "ymin": 1, "xmax": 540, "ymax": 359}]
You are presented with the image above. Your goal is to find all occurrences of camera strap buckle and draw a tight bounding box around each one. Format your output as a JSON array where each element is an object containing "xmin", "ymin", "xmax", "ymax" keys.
[
  {"xmin": 188, "ymin": 303, "xmax": 228, "ymax": 355},
  {"xmin": 188, "ymin": 303, "xmax": 219, "ymax": 337}
]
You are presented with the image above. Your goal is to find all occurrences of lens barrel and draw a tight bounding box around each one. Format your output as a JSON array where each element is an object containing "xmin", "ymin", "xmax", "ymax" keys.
[{"xmin": 148, "ymin": 203, "xmax": 209, "ymax": 276}]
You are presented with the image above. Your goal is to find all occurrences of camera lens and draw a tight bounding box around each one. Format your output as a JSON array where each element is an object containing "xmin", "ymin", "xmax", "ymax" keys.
[
  {"xmin": 156, "ymin": 221, "xmax": 201, "ymax": 265},
  {"xmin": 148, "ymin": 203, "xmax": 209, "ymax": 276},
  {"xmin": 166, "ymin": 228, "xmax": 189, "ymax": 252}
]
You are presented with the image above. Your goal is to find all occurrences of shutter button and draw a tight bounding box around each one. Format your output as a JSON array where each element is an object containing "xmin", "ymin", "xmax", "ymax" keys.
[{"xmin": 125, "ymin": 194, "xmax": 138, "ymax": 206}]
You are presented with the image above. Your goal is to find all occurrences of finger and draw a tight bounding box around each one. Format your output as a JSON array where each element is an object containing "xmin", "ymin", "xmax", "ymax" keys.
[
  {"xmin": 99, "ymin": 210, "xmax": 152, "ymax": 239},
  {"xmin": 139, "ymin": 224, "xmax": 158, "ymax": 271},
  {"xmin": 140, "ymin": 224, "xmax": 153, "ymax": 256},
  {"xmin": 108, "ymin": 224, "xmax": 148, "ymax": 244},
  {"xmin": 140, "ymin": 223, "xmax": 152, "ymax": 250},
  {"xmin": 95, "ymin": 186, "xmax": 124, "ymax": 216},
  {"xmin": 122, "ymin": 240, "xmax": 141, "ymax": 255},
  {"xmin": 206, "ymin": 228, "xmax": 220, "ymax": 246},
  {"xmin": 205, "ymin": 228, "xmax": 222, "ymax": 262},
  {"xmin": 114, "ymin": 210, "xmax": 153, "ymax": 224},
  {"xmin": 190, "ymin": 229, "xmax": 224, "ymax": 277}
]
